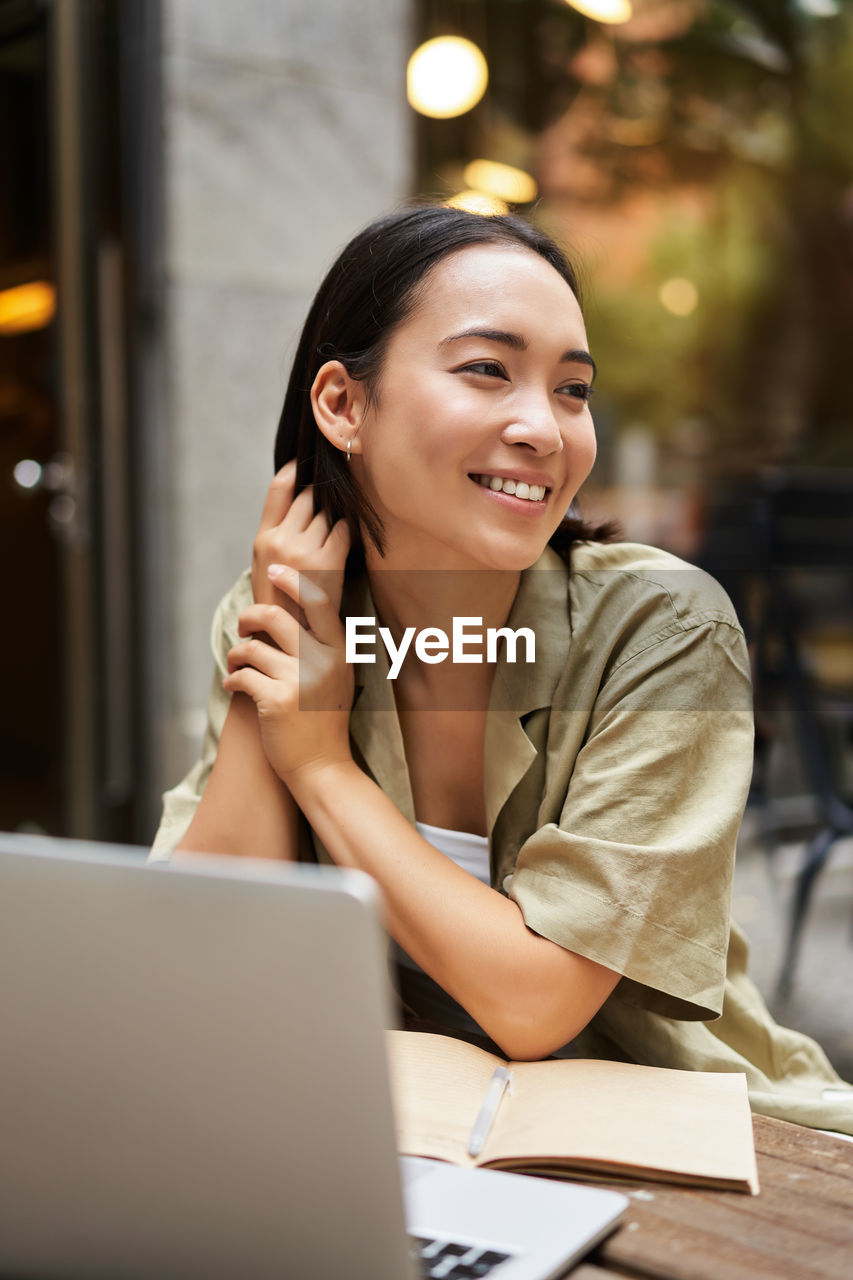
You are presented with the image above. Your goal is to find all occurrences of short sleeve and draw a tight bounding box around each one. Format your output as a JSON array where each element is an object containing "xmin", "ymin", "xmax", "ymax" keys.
[
  {"xmin": 509, "ymin": 588, "xmax": 754, "ymax": 1021},
  {"xmin": 148, "ymin": 572, "xmax": 252, "ymax": 860}
]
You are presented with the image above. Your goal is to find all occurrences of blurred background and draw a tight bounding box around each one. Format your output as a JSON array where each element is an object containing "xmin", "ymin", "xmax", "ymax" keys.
[{"xmin": 1, "ymin": 1, "xmax": 851, "ymax": 1069}]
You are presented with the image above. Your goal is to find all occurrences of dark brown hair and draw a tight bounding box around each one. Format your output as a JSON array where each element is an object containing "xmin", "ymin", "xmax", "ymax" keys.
[{"xmin": 273, "ymin": 204, "xmax": 617, "ymax": 561}]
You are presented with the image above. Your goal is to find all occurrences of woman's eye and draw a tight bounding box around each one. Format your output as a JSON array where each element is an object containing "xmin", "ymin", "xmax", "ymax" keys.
[
  {"xmin": 461, "ymin": 360, "xmax": 507, "ymax": 378},
  {"xmin": 559, "ymin": 382, "xmax": 594, "ymax": 403}
]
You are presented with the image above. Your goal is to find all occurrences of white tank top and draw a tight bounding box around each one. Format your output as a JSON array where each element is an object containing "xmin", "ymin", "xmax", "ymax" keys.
[{"xmin": 415, "ymin": 820, "xmax": 490, "ymax": 881}]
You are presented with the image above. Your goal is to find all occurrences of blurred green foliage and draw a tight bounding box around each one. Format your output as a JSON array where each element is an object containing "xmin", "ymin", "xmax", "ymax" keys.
[
  {"xmin": 417, "ymin": 0, "xmax": 853, "ymax": 473},
  {"xmin": 568, "ymin": 0, "xmax": 853, "ymax": 471}
]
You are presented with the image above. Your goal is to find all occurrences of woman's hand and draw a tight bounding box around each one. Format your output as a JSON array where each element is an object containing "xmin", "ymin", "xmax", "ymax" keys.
[
  {"xmin": 222, "ymin": 457, "xmax": 353, "ymax": 789},
  {"xmin": 174, "ymin": 462, "xmax": 350, "ymax": 863},
  {"xmin": 223, "ymin": 565, "xmax": 354, "ymax": 785},
  {"xmin": 251, "ymin": 460, "xmax": 349, "ymax": 616}
]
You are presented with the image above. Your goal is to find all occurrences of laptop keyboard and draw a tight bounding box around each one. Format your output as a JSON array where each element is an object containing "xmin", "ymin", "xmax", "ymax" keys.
[{"xmin": 410, "ymin": 1234, "xmax": 514, "ymax": 1278}]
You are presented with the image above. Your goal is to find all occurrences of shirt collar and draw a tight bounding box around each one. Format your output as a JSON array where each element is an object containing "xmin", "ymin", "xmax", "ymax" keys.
[
  {"xmin": 343, "ymin": 546, "xmax": 571, "ymax": 833},
  {"xmin": 483, "ymin": 546, "xmax": 570, "ymax": 830}
]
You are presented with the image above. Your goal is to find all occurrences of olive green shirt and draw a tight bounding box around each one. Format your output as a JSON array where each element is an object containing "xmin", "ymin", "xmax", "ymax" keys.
[{"xmin": 152, "ymin": 541, "xmax": 853, "ymax": 1133}]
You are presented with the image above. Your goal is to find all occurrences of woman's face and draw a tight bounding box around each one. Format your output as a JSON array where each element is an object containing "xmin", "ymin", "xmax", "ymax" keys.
[{"xmin": 353, "ymin": 243, "xmax": 598, "ymax": 573}]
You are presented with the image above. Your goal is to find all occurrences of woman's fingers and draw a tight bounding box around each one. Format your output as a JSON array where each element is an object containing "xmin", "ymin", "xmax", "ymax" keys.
[
  {"xmin": 311, "ymin": 519, "xmax": 352, "ymax": 611},
  {"xmin": 304, "ymin": 509, "xmax": 332, "ymax": 550},
  {"xmin": 252, "ymin": 460, "xmax": 351, "ymax": 613},
  {"xmin": 257, "ymin": 462, "xmax": 317, "ymax": 539},
  {"xmin": 257, "ymin": 459, "xmax": 297, "ymax": 532},
  {"xmin": 226, "ymin": 575, "xmax": 354, "ymax": 783},
  {"xmin": 222, "ymin": 664, "xmax": 277, "ymax": 706},
  {"xmin": 325, "ymin": 516, "xmax": 352, "ymax": 561},
  {"xmin": 227, "ymin": 634, "xmax": 290, "ymax": 679},
  {"xmin": 267, "ymin": 567, "xmax": 343, "ymax": 648},
  {"xmin": 236, "ymin": 603, "xmax": 301, "ymax": 654},
  {"xmin": 287, "ymin": 485, "xmax": 318, "ymax": 529}
]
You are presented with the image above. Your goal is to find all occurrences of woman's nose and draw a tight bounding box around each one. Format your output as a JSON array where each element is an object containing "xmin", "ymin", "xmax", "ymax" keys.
[{"xmin": 500, "ymin": 402, "xmax": 564, "ymax": 454}]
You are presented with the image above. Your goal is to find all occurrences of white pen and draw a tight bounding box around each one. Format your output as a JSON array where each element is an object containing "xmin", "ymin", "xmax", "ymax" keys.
[{"xmin": 467, "ymin": 1067, "xmax": 512, "ymax": 1157}]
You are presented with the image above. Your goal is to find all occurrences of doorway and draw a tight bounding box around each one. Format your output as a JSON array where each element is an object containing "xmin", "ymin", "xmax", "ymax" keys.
[{"xmin": 0, "ymin": 0, "xmax": 161, "ymax": 841}]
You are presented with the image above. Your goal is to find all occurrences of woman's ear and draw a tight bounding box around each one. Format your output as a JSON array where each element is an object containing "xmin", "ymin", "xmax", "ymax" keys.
[{"xmin": 310, "ymin": 360, "xmax": 367, "ymax": 457}]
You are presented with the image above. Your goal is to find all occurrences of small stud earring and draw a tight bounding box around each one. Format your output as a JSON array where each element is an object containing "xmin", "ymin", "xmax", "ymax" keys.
[{"xmin": 346, "ymin": 437, "xmax": 352, "ymax": 463}]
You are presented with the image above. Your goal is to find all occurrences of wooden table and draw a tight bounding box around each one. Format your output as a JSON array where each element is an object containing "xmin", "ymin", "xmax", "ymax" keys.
[
  {"xmin": 575, "ymin": 1115, "xmax": 853, "ymax": 1280},
  {"xmin": 399, "ymin": 1020, "xmax": 853, "ymax": 1279}
]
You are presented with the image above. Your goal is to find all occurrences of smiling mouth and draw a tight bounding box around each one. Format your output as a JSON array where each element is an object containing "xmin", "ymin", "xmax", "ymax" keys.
[{"xmin": 470, "ymin": 474, "xmax": 549, "ymax": 503}]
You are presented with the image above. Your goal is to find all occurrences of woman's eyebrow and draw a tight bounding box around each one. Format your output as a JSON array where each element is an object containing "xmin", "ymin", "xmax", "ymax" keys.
[
  {"xmin": 440, "ymin": 327, "xmax": 527, "ymax": 351},
  {"xmin": 563, "ymin": 349, "xmax": 597, "ymax": 380},
  {"xmin": 439, "ymin": 328, "xmax": 597, "ymax": 379}
]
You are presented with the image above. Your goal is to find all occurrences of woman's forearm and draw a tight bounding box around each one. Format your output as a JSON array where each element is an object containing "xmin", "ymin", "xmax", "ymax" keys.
[
  {"xmin": 176, "ymin": 693, "xmax": 300, "ymax": 861},
  {"xmin": 285, "ymin": 759, "xmax": 620, "ymax": 1061},
  {"xmin": 216, "ymin": 550, "xmax": 618, "ymax": 1057}
]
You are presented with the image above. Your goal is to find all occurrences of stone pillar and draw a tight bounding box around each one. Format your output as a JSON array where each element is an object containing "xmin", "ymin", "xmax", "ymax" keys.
[{"xmin": 152, "ymin": 0, "xmax": 413, "ymax": 818}]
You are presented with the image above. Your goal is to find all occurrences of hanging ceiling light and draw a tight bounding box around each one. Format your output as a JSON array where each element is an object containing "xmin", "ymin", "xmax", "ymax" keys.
[
  {"xmin": 463, "ymin": 160, "xmax": 538, "ymax": 205},
  {"xmin": 563, "ymin": 0, "xmax": 633, "ymax": 24},
  {"xmin": 407, "ymin": 36, "xmax": 489, "ymax": 119}
]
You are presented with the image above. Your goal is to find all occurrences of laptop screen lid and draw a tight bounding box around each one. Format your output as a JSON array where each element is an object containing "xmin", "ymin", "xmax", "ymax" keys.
[{"xmin": 0, "ymin": 833, "xmax": 416, "ymax": 1280}]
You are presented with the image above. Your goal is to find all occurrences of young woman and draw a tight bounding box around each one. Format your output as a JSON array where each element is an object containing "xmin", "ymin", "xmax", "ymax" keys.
[{"xmin": 153, "ymin": 206, "xmax": 852, "ymax": 1132}]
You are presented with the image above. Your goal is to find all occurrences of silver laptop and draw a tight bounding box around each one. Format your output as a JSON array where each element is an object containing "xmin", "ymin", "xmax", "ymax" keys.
[{"xmin": 0, "ymin": 832, "xmax": 626, "ymax": 1279}]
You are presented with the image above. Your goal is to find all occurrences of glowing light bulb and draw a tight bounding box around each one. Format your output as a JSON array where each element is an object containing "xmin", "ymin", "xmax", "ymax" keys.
[
  {"xmin": 407, "ymin": 37, "xmax": 489, "ymax": 119},
  {"xmin": 13, "ymin": 459, "xmax": 42, "ymax": 490},
  {"xmin": 564, "ymin": 0, "xmax": 633, "ymax": 24},
  {"xmin": 462, "ymin": 160, "xmax": 538, "ymax": 205},
  {"xmin": 659, "ymin": 278, "xmax": 699, "ymax": 316},
  {"xmin": 0, "ymin": 281, "xmax": 56, "ymax": 335}
]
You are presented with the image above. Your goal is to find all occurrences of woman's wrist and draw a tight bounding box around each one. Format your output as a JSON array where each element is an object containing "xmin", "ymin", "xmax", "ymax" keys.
[{"xmin": 281, "ymin": 754, "xmax": 361, "ymax": 811}]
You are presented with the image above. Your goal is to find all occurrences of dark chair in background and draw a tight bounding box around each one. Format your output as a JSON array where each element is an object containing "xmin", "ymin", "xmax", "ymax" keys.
[
  {"xmin": 695, "ymin": 482, "xmax": 768, "ymax": 801},
  {"xmin": 757, "ymin": 470, "xmax": 853, "ymax": 996},
  {"xmin": 699, "ymin": 469, "xmax": 853, "ymax": 996}
]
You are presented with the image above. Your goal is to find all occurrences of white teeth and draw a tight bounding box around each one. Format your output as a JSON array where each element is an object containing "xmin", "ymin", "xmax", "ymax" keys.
[{"xmin": 474, "ymin": 475, "xmax": 547, "ymax": 502}]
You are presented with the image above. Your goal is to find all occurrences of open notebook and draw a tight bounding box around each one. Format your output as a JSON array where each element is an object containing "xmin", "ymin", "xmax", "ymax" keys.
[{"xmin": 0, "ymin": 833, "xmax": 627, "ymax": 1279}]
